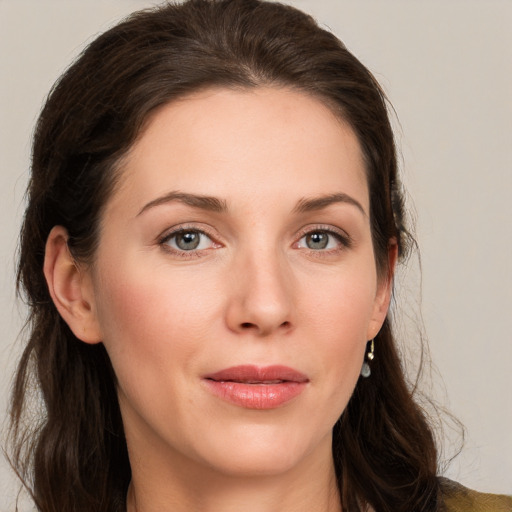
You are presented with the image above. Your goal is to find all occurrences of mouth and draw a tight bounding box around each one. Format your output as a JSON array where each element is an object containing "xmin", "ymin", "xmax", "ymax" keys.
[{"xmin": 203, "ymin": 365, "xmax": 309, "ymax": 409}]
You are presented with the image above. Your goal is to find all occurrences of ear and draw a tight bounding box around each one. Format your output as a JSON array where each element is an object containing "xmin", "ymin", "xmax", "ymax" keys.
[
  {"xmin": 367, "ymin": 239, "xmax": 399, "ymax": 340},
  {"xmin": 43, "ymin": 226, "xmax": 102, "ymax": 344}
]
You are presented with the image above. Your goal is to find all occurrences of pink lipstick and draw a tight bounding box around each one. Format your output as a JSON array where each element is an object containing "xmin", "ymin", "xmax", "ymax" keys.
[{"xmin": 203, "ymin": 365, "xmax": 308, "ymax": 409}]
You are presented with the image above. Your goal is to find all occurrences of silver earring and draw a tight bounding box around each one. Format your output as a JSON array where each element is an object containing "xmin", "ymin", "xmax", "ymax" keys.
[{"xmin": 360, "ymin": 339, "xmax": 375, "ymax": 378}]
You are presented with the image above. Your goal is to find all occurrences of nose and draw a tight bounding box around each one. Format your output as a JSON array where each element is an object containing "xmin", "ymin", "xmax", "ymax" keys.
[{"xmin": 225, "ymin": 248, "xmax": 294, "ymax": 337}]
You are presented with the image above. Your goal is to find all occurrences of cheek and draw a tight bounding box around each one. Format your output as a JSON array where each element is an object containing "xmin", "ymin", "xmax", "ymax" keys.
[
  {"xmin": 299, "ymin": 262, "xmax": 377, "ymax": 394},
  {"xmin": 92, "ymin": 258, "xmax": 222, "ymax": 386},
  {"xmin": 301, "ymin": 259, "xmax": 378, "ymax": 343}
]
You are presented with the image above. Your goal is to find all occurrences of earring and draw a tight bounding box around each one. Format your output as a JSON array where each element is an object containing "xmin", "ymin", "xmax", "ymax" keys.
[{"xmin": 360, "ymin": 339, "xmax": 375, "ymax": 378}]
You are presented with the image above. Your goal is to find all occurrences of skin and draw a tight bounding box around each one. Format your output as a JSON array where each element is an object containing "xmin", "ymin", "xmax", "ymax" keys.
[{"xmin": 44, "ymin": 87, "xmax": 396, "ymax": 512}]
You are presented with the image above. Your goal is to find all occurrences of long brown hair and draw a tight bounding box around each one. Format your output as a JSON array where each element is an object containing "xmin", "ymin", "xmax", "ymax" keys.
[{"xmin": 10, "ymin": 1, "xmax": 439, "ymax": 510}]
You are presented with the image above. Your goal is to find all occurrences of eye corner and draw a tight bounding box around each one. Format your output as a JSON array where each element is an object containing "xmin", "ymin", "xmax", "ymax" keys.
[
  {"xmin": 294, "ymin": 225, "xmax": 353, "ymax": 253},
  {"xmin": 158, "ymin": 224, "xmax": 223, "ymax": 259}
]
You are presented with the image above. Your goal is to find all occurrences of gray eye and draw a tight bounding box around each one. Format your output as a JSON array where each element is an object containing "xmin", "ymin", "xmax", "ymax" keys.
[
  {"xmin": 162, "ymin": 228, "xmax": 217, "ymax": 254},
  {"xmin": 305, "ymin": 232, "xmax": 329, "ymax": 250},
  {"xmin": 175, "ymin": 231, "xmax": 201, "ymax": 250}
]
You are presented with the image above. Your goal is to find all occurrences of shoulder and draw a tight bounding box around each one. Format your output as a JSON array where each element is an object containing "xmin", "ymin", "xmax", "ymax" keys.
[{"xmin": 440, "ymin": 478, "xmax": 512, "ymax": 512}]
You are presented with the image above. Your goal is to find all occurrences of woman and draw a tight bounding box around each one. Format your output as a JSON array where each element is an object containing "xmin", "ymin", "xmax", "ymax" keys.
[{"xmin": 7, "ymin": 1, "xmax": 511, "ymax": 511}]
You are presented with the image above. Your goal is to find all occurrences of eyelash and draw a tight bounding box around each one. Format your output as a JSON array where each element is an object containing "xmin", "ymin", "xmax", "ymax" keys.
[
  {"xmin": 158, "ymin": 224, "xmax": 352, "ymax": 259},
  {"xmin": 158, "ymin": 225, "xmax": 220, "ymax": 259},
  {"xmin": 295, "ymin": 225, "xmax": 353, "ymax": 255}
]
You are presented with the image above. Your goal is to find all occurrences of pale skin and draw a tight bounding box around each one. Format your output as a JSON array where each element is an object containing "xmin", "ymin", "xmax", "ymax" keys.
[{"xmin": 44, "ymin": 87, "xmax": 397, "ymax": 512}]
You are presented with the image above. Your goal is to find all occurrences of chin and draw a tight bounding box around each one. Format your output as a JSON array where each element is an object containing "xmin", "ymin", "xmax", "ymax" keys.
[
  {"xmin": 190, "ymin": 422, "xmax": 332, "ymax": 479},
  {"xmin": 205, "ymin": 450, "xmax": 309, "ymax": 479}
]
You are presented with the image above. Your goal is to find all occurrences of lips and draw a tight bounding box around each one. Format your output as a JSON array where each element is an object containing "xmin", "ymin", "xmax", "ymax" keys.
[{"xmin": 203, "ymin": 365, "xmax": 309, "ymax": 409}]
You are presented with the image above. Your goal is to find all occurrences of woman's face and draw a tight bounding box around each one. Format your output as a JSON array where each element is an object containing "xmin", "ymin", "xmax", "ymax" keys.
[{"xmin": 85, "ymin": 87, "xmax": 393, "ymax": 478}]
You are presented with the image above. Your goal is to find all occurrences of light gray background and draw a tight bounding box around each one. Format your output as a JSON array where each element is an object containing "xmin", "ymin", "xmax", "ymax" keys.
[{"xmin": 1, "ymin": 0, "xmax": 511, "ymax": 507}]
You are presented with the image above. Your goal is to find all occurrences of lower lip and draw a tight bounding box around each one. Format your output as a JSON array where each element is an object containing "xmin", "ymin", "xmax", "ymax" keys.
[{"xmin": 203, "ymin": 380, "xmax": 307, "ymax": 409}]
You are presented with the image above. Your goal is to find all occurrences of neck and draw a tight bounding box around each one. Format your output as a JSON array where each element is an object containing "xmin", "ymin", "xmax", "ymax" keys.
[{"xmin": 125, "ymin": 436, "xmax": 341, "ymax": 512}]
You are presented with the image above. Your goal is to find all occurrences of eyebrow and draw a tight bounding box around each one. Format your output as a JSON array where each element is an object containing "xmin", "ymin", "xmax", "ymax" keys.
[
  {"xmin": 293, "ymin": 193, "xmax": 367, "ymax": 217},
  {"xmin": 137, "ymin": 190, "xmax": 366, "ymax": 218},
  {"xmin": 137, "ymin": 191, "xmax": 227, "ymax": 216}
]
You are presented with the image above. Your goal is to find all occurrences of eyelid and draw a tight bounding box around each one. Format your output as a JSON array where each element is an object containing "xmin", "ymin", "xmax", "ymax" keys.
[
  {"xmin": 158, "ymin": 223, "xmax": 218, "ymax": 243},
  {"xmin": 156, "ymin": 222, "xmax": 352, "ymax": 258},
  {"xmin": 157, "ymin": 223, "xmax": 223, "ymax": 257},
  {"xmin": 294, "ymin": 224, "xmax": 353, "ymax": 249}
]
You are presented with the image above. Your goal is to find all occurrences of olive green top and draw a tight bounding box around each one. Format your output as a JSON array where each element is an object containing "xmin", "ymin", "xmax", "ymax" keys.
[{"xmin": 441, "ymin": 479, "xmax": 512, "ymax": 512}]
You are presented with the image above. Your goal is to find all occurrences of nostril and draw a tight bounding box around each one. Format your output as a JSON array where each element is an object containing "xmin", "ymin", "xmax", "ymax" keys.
[
  {"xmin": 236, "ymin": 318, "xmax": 292, "ymax": 334},
  {"xmin": 240, "ymin": 321, "xmax": 291, "ymax": 331}
]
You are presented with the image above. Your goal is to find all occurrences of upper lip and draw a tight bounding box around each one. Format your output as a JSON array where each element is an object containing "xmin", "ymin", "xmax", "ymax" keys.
[{"xmin": 204, "ymin": 365, "xmax": 309, "ymax": 383}]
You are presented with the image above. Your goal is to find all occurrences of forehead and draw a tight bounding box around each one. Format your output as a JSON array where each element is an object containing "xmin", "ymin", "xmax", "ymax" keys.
[{"xmin": 108, "ymin": 86, "xmax": 368, "ymax": 215}]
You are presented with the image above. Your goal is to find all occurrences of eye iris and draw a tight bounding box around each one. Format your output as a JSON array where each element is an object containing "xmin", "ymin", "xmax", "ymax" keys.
[
  {"xmin": 306, "ymin": 232, "xmax": 329, "ymax": 250},
  {"xmin": 176, "ymin": 231, "xmax": 200, "ymax": 250}
]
